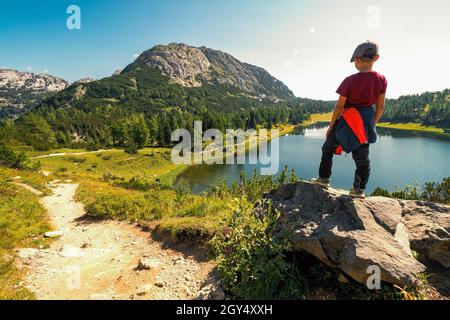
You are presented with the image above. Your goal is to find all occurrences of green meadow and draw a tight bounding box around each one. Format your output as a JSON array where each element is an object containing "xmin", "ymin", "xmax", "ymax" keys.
[{"xmin": 0, "ymin": 170, "xmax": 52, "ymax": 300}]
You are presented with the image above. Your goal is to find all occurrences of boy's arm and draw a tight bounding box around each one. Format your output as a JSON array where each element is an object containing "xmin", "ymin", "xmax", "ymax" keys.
[
  {"xmin": 374, "ymin": 93, "xmax": 386, "ymax": 124},
  {"xmin": 326, "ymin": 95, "xmax": 347, "ymax": 137}
]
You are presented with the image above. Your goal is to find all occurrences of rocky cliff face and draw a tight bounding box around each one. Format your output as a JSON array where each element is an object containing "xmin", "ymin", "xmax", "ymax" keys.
[
  {"xmin": 0, "ymin": 69, "xmax": 69, "ymax": 118},
  {"xmin": 128, "ymin": 43, "xmax": 294, "ymax": 101},
  {"xmin": 74, "ymin": 77, "xmax": 95, "ymax": 85},
  {"xmin": 261, "ymin": 181, "xmax": 450, "ymax": 295}
]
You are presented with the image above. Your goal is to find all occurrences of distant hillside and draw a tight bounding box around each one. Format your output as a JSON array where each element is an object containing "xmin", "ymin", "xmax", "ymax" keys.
[
  {"xmin": 0, "ymin": 69, "xmax": 69, "ymax": 118},
  {"xmin": 0, "ymin": 44, "xmax": 331, "ymax": 150},
  {"xmin": 383, "ymin": 90, "xmax": 450, "ymax": 128}
]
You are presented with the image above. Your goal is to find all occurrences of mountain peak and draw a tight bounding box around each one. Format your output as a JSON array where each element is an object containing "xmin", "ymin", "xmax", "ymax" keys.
[
  {"xmin": 128, "ymin": 43, "xmax": 294, "ymax": 101},
  {"xmin": 0, "ymin": 69, "xmax": 69, "ymax": 92},
  {"xmin": 134, "ymin": 43, "xmax": 211, "ymax": 88},
  {"xmin": 0, "ymin": 69, "xmax": 69, "ymax": 118}
]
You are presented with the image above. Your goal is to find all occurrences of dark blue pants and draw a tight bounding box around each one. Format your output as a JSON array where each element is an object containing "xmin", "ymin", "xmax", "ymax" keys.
[{"xmin": 319, "ymin": 126, "xmax": 371, "ymax": 190}]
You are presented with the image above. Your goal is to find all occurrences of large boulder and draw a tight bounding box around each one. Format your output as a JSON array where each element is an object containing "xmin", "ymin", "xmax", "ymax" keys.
[
  {"xmin": 402, "ymin": 201, "xmax": 450, "ymax": 268},
  {"xmin": 262, "ymin": 181, "xmax": 449, "ymax": 287}
]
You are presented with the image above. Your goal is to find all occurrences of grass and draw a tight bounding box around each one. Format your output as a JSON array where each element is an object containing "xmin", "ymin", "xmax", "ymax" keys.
[
  {"xmin": 0, "ymin": 167, "xmax": 51, "ymax": 195},
  {"xmin": 298, "ymin": 112, "xmax": 333, "ymax": 127},
  {"xmin": 377, "ymin": 122, "xmax": 450, "ymax": 137},
  {"xmin": 33, "ymin": 148, "xmax": 184, "ymax": 183},
  {"xmin": 309, "ymin": 112, "xmax": 333, "ymax": 124},
  {"xmin": 0, "ymin": 180, "xmax": 52, "ymax": 300},
  {"xmin": 272, "ymin": 123, "xmax": 298, "ymax": 136}
]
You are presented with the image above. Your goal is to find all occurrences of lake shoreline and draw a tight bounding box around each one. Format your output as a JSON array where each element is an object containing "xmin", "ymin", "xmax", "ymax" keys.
[
  {"xmin": 376, "ymin": 122, "xmax": 450, "ymax": 138},
  {"xmin": 303, "ymin": 112, "xmax": 450, "ymax": 139}
]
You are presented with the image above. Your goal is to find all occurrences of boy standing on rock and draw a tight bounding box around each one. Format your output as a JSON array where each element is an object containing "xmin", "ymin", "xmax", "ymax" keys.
[{"xmin": 312, "ymin": 41, "xmax": 387, "ymax": 198}]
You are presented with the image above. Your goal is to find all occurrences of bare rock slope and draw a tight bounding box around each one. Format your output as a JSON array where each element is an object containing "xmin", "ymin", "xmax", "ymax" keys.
[{"xmin": 128, "ymin": 43, "xmax": 294, "ymax": 101}]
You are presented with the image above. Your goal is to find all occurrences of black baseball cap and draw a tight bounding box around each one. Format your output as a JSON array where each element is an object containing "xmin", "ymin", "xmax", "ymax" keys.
[{"xmin": 350, "ymin": 41, "xmax": 379, "ymax": 62}]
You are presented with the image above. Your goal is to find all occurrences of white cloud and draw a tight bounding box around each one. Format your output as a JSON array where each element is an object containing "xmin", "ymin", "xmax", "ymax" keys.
[
  {"xmin": 43, "ymin": 69, "xmax": 49, "ymax": 74},
  {"xmin": 133, "ymin": 53, "xmax": 139, "ymax": 59}
]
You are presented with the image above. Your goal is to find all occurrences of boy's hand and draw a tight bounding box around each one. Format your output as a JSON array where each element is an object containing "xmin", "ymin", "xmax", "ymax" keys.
[
  {"xmin": 326, "ymin": 125, "xmax": 334, "ymax": 138},
  {"xmin": 326, "ymin": 95, "xmax": 346, "ymax": 138},
  {"xmin": 375, "ymin": 93, "xmax": 386, "ymax": 124}
]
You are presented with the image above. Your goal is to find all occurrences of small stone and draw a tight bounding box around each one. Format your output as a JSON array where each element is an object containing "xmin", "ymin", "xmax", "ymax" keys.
[
  {"xmin": 184, "ymin": 286, "xmax": 192, "ymax": 296},
  {"xmin": 136, "ymin": 284, "xmax": 153, "ymax": 296},
  {"xmin": 196, "ymin": 279, "xmax": 226, "ymax": 300},
  {"xmin": 17, "ymin": 248, "xmax": 41, "ymax": 260},
  {"xmin": 81, "ymin": 243, "xmax": 91, "ymax": 249},
  {"xmin": 155, "ymin": 281, "xmax": 165, "ymax": 288},
  {"xmin": 175, "ymin": 258, "xmax": 186, "ymax": 265},
  {"xmin": 44, "ymin": 231, "xmax": 63, "ymax": 238},
  {"xmin": 137, "ymin": 258, "xmax": 161, "ymax": 270}
]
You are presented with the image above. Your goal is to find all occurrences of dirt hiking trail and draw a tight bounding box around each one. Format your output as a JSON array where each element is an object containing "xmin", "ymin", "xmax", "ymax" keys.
[{"xmin": 17, "ymin": 181, "xmax": 219, "ymax": 300}]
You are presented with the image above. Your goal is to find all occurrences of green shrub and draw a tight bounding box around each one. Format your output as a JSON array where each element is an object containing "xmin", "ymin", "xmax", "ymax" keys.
[
  {"xmin": 0, "ymin": 144, "xmax": 39, "ymax": 171},
  {"xmin": 102, "ymin": 172, "xmax": 122, "ymax": 182},
  {"xmin": 67, "ymin": 157, "xmax": 87, "ymax": 164},
  {"xmin": 213, "ymin": 166, "xmax": 298, "ymax": 203},
  {"xmin": 173, "ymin": 178, "xmax": 191, "ymax": 202},
  {"xmin": 422, "ymin": 178, "xmax": 449, "ymax": 204},
  {"xmin": 372, "ymin": 178, "xmax": 449, "ymax": 205},
  {"xmin": 114, "ymin": 175, "xmax": 154, "ymax": 191},
  {"xmin": 210, "ymin": 197, "xmax": 306, "ymax": 299},
  {"xmin": 124, "ymin": 144, "xmax": 138, "ymax": 155}
]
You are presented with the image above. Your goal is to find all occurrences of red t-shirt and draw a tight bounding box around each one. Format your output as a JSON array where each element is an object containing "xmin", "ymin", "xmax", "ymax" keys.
[{"xmin": 336, "ymin": 71, "xmax": 388, "ymax": 107}]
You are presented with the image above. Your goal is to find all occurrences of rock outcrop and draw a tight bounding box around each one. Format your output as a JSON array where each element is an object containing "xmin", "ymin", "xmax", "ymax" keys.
[
  {"xmin": 262, "ymin": 181, "xmax": 449, "ymax": 288},
  {"xmin": 74, "ymin": 77, "xmax": 95, "ymax": 84},
  {"xmin": 136, "ymin": 44, "xmax": 212, "ymax": 88}
]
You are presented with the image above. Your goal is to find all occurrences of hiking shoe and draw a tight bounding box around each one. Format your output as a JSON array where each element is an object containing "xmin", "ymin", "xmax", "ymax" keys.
[
  {"xmin": 349, "ymin": 188, "xmax": 366, "ymax": 199},
  {"xmin": 311, "ymin": 177, "xmax": 330, "ymax": 189}
]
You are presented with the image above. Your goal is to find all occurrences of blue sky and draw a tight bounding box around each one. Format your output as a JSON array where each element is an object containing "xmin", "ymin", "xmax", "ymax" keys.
[{"xmin": 1, "ymin": 0, "xmax": 449, "ymax": 99}]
